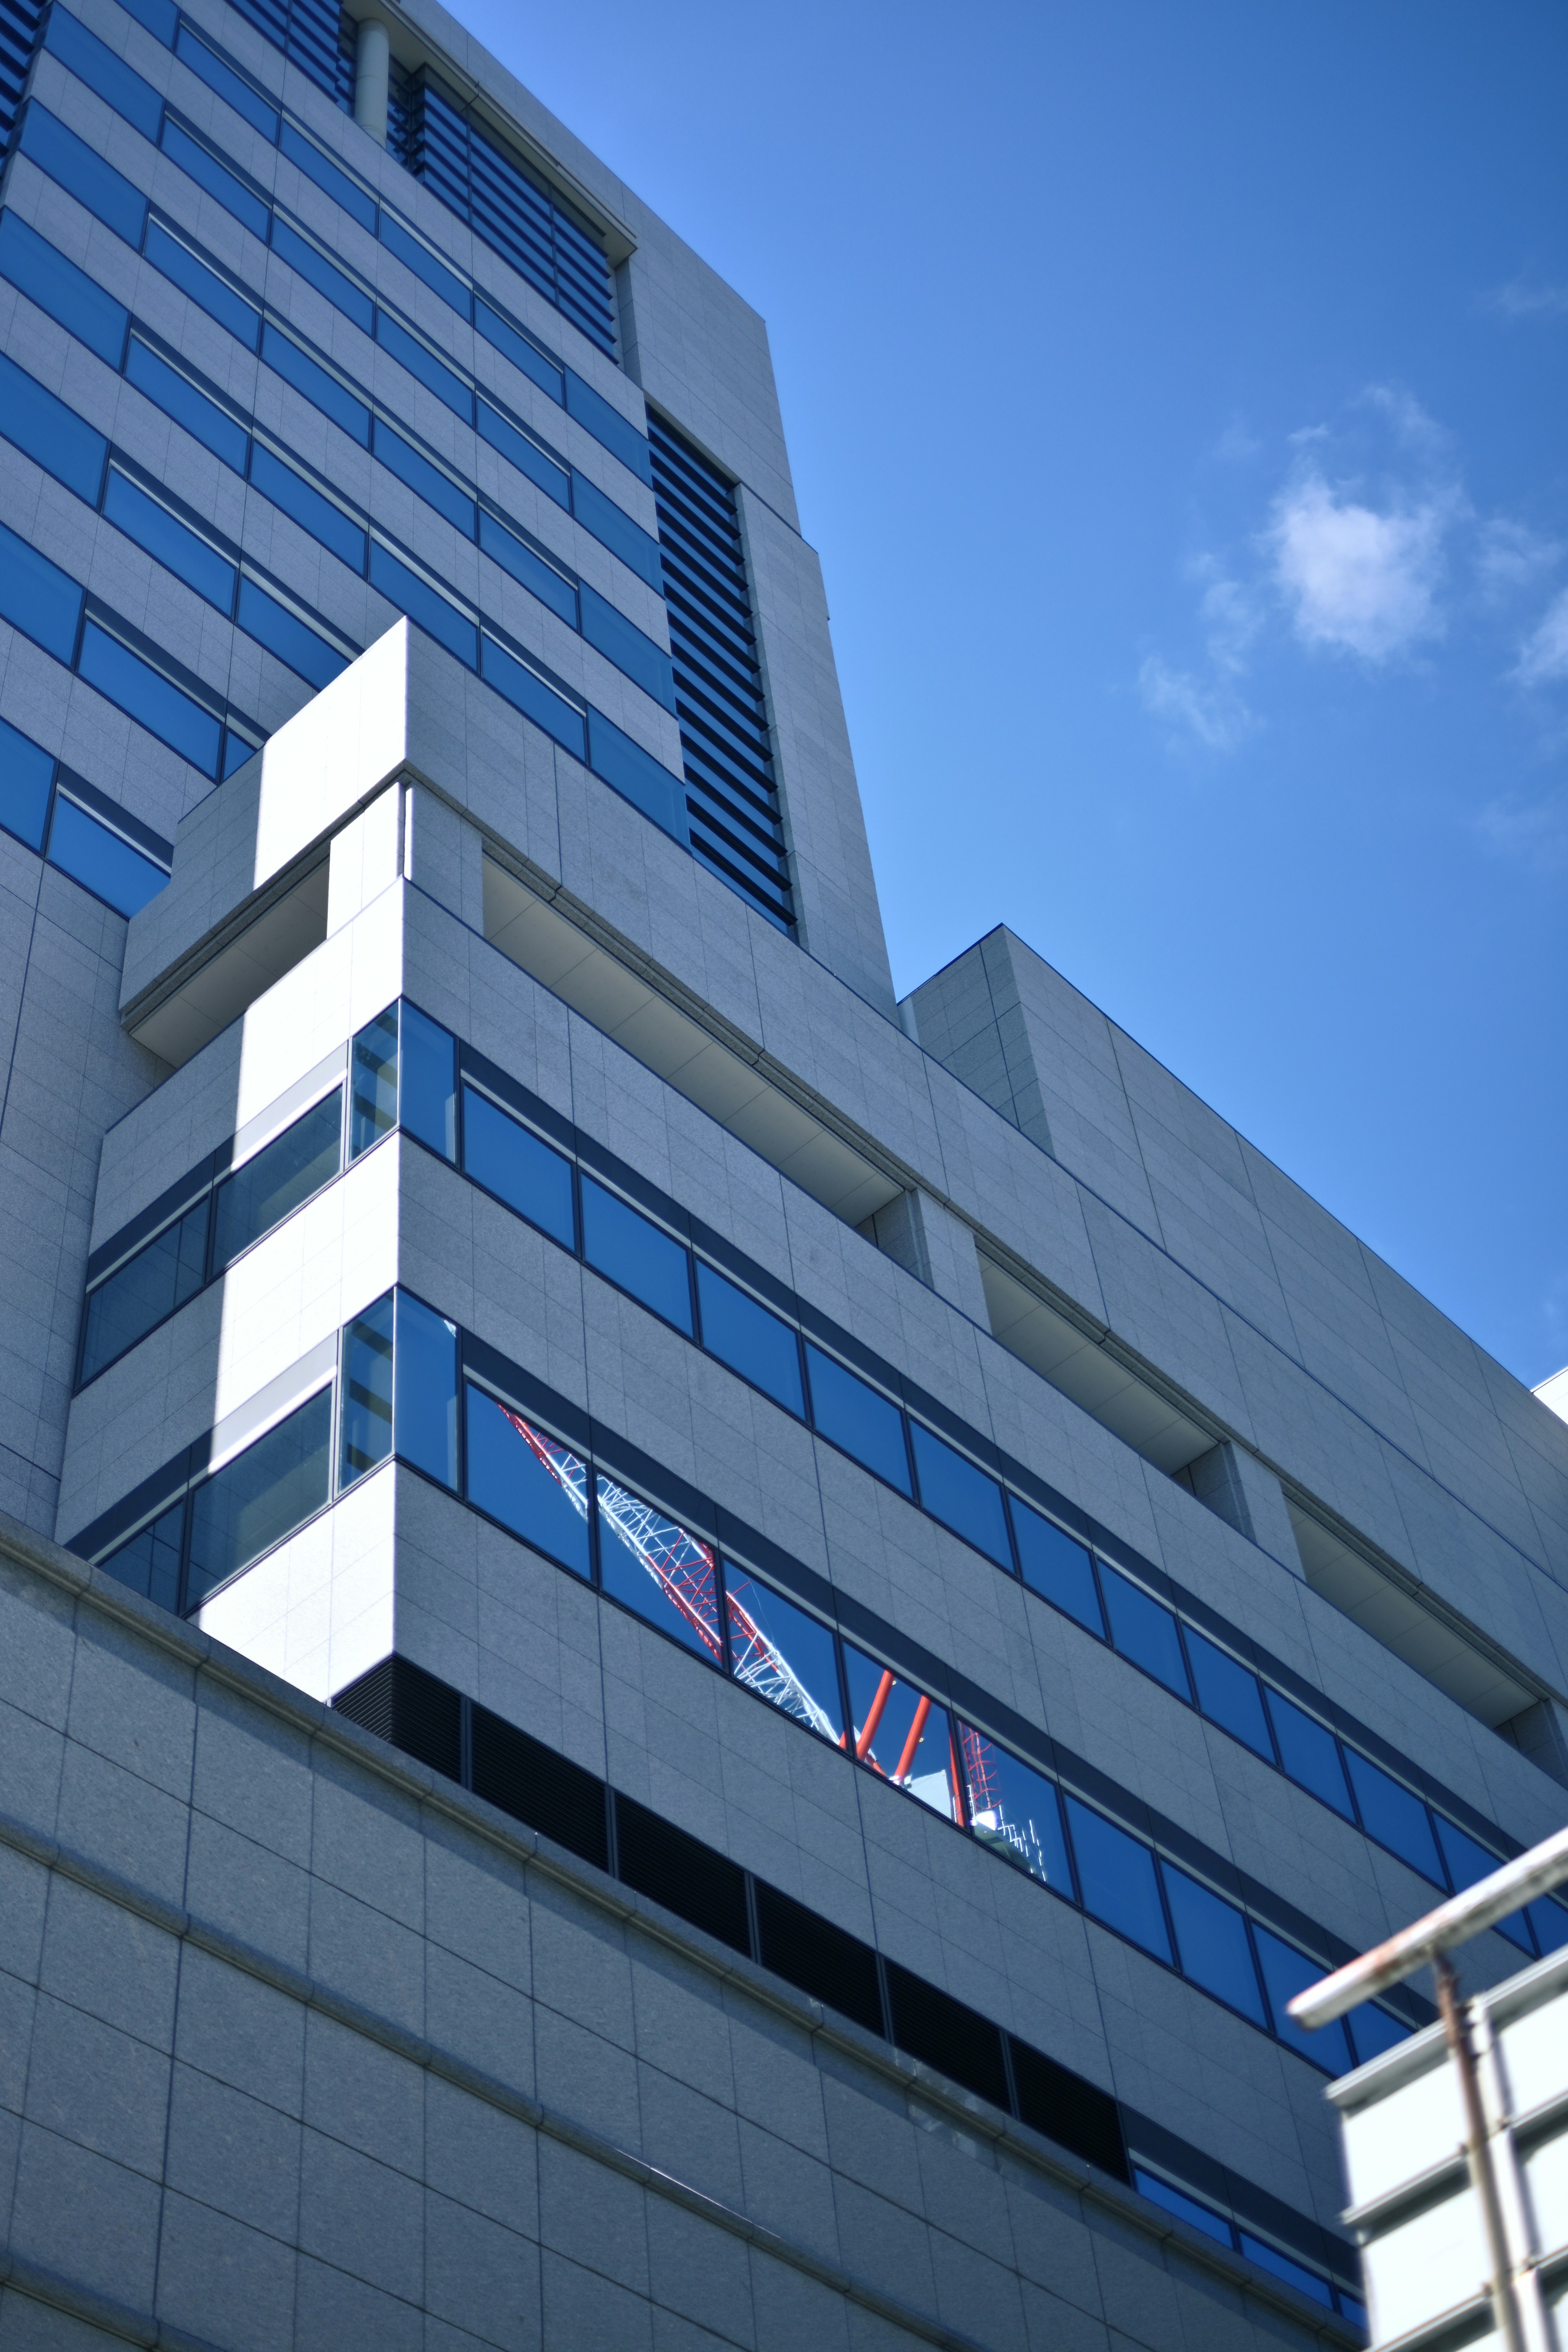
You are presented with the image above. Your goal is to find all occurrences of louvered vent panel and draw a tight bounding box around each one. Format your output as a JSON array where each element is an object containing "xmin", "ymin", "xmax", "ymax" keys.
[
  {"xmin": 221, "ymin": 0, "xmax": 346, "ymax": 103},
  {"xmin": 0, "ymin": 0, "xmax": 47, "ymax": 160}
]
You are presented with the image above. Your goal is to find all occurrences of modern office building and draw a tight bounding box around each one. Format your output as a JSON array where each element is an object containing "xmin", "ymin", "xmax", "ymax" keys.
[{"xmin": 2, "ymin": 0, "xmax": 1568, "ymax": 2343}]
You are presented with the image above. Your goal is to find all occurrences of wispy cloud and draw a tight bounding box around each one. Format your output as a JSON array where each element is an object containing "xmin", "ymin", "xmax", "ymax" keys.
[
  {"xmin": 1478, "ymin": 518, "xmax": 1561, "ymax": 604},
  {"xmin": 1488, "ymin": 278, "xmax": 1568, "ymax": 321},
  {"xmin": 1137, "ymin": 561, "xmax": 1261, "ymax": 749},
  {"xmin": 1515, "ymin": 587, "xmax": 1568, "ymax": 688},
  {"xmin": 1476, "ymin": 789, "xmax": 1568, "ymax": 870}
]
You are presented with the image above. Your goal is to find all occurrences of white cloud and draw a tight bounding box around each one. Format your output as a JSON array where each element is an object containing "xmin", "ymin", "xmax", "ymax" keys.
[
  {"xmin": 1266, "ymin": 473, "xmax": 1451, "ymax": 662},
  {"xmin": 1515, "ymin": 587, "xmax": 1568, "ymax": 687},
  {"xmin": 1489, "ymin": 279, "xmax": 1568, "ymax": 321},
  {"xmin": 1478, "ymin": 518, "xmax": 1561, "ymax": 603},
  {"xmin": 1137, "ymin": 655, "xmax": 1254, "ymax": 752},
  {"xmin": 1476, "ymin": 791, "xmax": 1568, "ymax": 869}
]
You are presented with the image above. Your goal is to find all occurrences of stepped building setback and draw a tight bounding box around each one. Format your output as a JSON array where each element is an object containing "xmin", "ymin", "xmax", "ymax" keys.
[{"xmin": 2, "ymin": 0, "xmax": 1567, "ymax": 2342}]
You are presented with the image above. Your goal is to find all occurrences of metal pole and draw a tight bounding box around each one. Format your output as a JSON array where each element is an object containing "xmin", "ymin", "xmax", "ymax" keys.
[{"xmin": 1434, "ymin": 1955, "xmax": 1526, "ymax": 2352}]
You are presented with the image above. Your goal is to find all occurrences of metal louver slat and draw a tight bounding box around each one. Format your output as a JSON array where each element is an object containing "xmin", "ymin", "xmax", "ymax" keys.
[{"xmin": 0, "ymin": 0, "xmax": 45, "ymax": 156}]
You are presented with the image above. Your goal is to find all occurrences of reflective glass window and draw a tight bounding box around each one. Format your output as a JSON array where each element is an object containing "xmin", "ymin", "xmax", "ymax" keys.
[
  {"xmin": 570, "ymin": 470, "xmax": 664, "ymax": 592},
  {"xmin": 373, "ymin": 419, "xmax": 476, "ymax": 536},
  {"xmin": 579, "ymin": 584, "xmax": 677, "ymax": 713},
  {"xmin": 49, "ymin": 797, "xmax": 168, "ymax": 917},
  {"xmin": 476, "ymin": 398, "xmax": 570, "ymax": 508},
  {"xmin": 1100, "ymin": 1567, "xmax": 1190, "ymax": 1699},
  {"xmin": 144, "ymin": 220, "xmax": 260, "ymax": 349},
  {"xmin": 479, "ymin": 512, "xmax": 577, "ymax": 626},
  {"xmin": 596, "ymin": 1473, "xmax": 723, "ymax": 1664},
  {"xmin": 909, "ymin": 1424, "xmax": 1011, "ymax": 1567},
  {"xmin": 1011, "ymin": 1499, "xmax": 1103, "ymax": 1633},
  {"xmin": 212, "ymin": 1091, "xmax": 341, "ymax": 1270},
  {"xmin": 249, "ymin": 445, "xmax": 366, "ymax": 572},
  {"xmin": 694, "ymin": 1263, "xmax": 802, "ymax": 1415},
  {"xmin": 100, "ymin": 1499, "xmax": 185, "ymax": 1613},
  {"xmin": 174, "ymin": 24, "xmax": 278, "ymax": 136},
  {"xmin": 126, "ymin": 340, "xmax": 249, "ymax": 472},
  {"xmin": 1185, "ymin": 1629, "xmax": 1273, "ymax": 1760},
  {"xmin": 394, "ymin": 1291, "xmax": 458, "ymax": 1489},
  {"xmin": 805, "ymin": 1347, "xmax": 911, "ymax": 1494},
  {"xmin": 104, "ymin": 471, "xmax": 235, "ymax": 609},
  {"xmin": 1265, "ymin": 1690, "xmax": 1354, "ymax": 1819},
  {"xmin": 398, "ymin": 1004, "xmax": 456, "ymax": 1159},
  {"xmin": 723, "ymin": 1568, "xmax": 842, "ymax": 1741},
  {"xmin": 464, "ymin": 1387, "xmax": 590, "ymax": 1576},
  {"xmin": 1236, "ymin": 2238, "xmax": 1332, "ymax": 2309},
  {"xmin": 262, "ymin": 324, "xmax": 371, "ymax": 446},
  {"xmin": 278, "ymin": 122, "xmax": 377, "ymax": 232},
  {"xmin": 584, "ymin": 711, "xmax": 687, "ymax": 844},
  {"xmin": 1162, "ymin": 1865, "xmax": 1265, "ymax": 2024},
  {"xmin": 378, "ymin": 214, "xmax": 467, "ymax": 312},
  {"xmin": 1434, "ymin": 1816, "xmax": 1533, "ymax": 1954},
  {"xmin": 1343, "ymin": 1751, "xmax": 1444, "ymax": 1885},
  {"xmin": 159, "ymin": 120, "xmax": 269, "ymax": 241},
  {"xmin": 351, "ymin": 1008, "xmax": 399, "ymax": 1155},
  {"xmin": 1530, "ymin": 1900, "xmax": 1568, "ymax": 1955},
  {"xmin": 0, "ymin": 349, "xmax": 107, "ymax": 501},
  {"xmin": 0, "ymin": 716, "xmax": 55, "ymax": 851},
  {"xmin": 186, "ymin": 1387, "xmax": 332, "ymax": 1606},
  {"xmin": 370, "ymin": 542, "xmax": 478, "ymax": 668},
  {"xmin": 374, "ymin": 312, "xmax": 471, "ymax": 420},
  {"xmin": 1063, "ymin": 1798, "xmax": 1172, "ymax": 1962},
  {"xmin": 237, "ymin": 579, "xmax": 345, "ymax": 690},
  {"xmin": 1346, "ymin": 2002, "xmax": 1409, "ymax": 2065},
  {"xmin": 958, "ymin": 1726, "xmax": 1072, "ymax": 1892},
  {"xmin": 842, "ymin": 1644, "xmax": 959, "ymax": 1820},
  {"xmin": 581, "ymin": 1178, "xmax": 692, "ymax": 1332},
  {"xmin": 22, "ymin": 105, "xmax": 147, "ymax": 245},
  {"xmin": 78, "ymin": 623, "xmax": 221, "ymax": 775},
  {"xmin": 0, "ymin": 213, "xmax": 128, "ymax": 367},
  {"xmin": 564, "ymin": 371, "xmax": 653, "ymax": 485},
  {"xmin": 461, "ymin": 1089, "xmax": 574, "ymax": 1247},
  {"xmin": 481, "ymin": 636, "xmax": 586, "ymax": 756},
  {"xmin": 0, "ymin": 519, "xmax": 83, "ymax": 666},
  {"xmin": 269, "ymin": 218, "xmax": 373, "ymax": 334},
  {"xmin": 1131, "ymin": 2171, "xmax": 1233, "ymax": 2249},
  {"xmin": 339, "ymin": 1292, "xmax": 394, "ymax": 1486},
  {"xmin": 47, "ymin": 5, "xmax": 164, "ymax": 135},
  {"xmin": 80, "ymin": 1198, "xmax": 209, "ymax": 1382},
  {"xmin": 1253, "ymin": 1927, "xmax": 1350, "ymax": 2071},
  {"xmin": 474, "ymin": 304, "xmax": 564, "ymax": 403}
]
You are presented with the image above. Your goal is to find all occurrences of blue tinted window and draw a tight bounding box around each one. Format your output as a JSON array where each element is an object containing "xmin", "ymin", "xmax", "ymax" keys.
[
  {"xmin": 596, "ymin": 1472, "xmax": 723, "ymax": 1664},
  {"xmin": 806, "ymin": 1346, "xmax": 911, "ymax": 1494},
  {"xmin": 369, "ymin": 542, "xmax": 477, "ymax": 668},
  {"xmin": 0, "ymin": 348, "xmax": 105, "ymax": 502},
  {"xmin": 350, "ymin": 1007, "xmax": 398, "ymax": 1155},
  {"xmin": 0, "ymin": 519, "xmax": 83, "ymax": 664},
  {"xmin": 478, "ymin": 512, "xmax": 577, "ymax": 626},
  {"xmin": 1131, "ymin": 2172, "xmax": 1233, "ymax": 2250},
  {"xmin": 222, "ymin": 727, "xmax": 259, "ymax": 778},
  {"xmin": 1236, "ymin": 2238, "xmax": 1332, "ymax": 2309},
  {"xmin": 1433, "ymin": 1817, "xmax": 1532, "ymax": 1954},
  {"xmin": 174, "ymin": 25, "xmax": 278, "ymax": 137},
  {"xmin": 399, "ymin": 1003, "xmax": 456, "ymax": 1159},
  {"xmin": 461, "ymin": 1088, "xmax": 574, "ymax": 1248},
  {"xmin": 212, "ymin": 1091, "xmax": 340, "ymax": 1270},
  {"xmin": 1064, "ymin": 1798, "xmax": 1172, "ymax": 1962},
  {"xmin": 159, "ymin": 120, "xmax": 270, "ymax": 241},
  {"xmin": 581, "ymin": 1177, "xmax": 692, "ymax": 1332},
  {"xmin": 80, "ymin": 1197, "xmax": 208, "ymax": 1382},
  {"xmin": 118, "ymin": 0, "xmax": 177, "ymax": 43},
  {"xmin": 464, "ymin": 1387, "xmax": 590, "ymax": 1576},
  {"xmin": 0, "ymin": 715, "xmax": 56, "ymax": 851},
  {"xmin": 394, "ymin": 1290, "xmax": 459, "ymax": 1489},
  {"xmin": 724, "ymin": 1567, "xmax": 842, "ymax": 1740},
  {"xmin": 186, "ymin": 1388, "xmax": 332, "ymax": 1606},
  {"xmin": 570, "ymin": 470, "xmax": 664, "ymax": 591},
  {"xmin": 564, "ymin": 371, "xmax": 652, "ymax": 484},
  {"xmin": 144, "ymin": 220, "xmax": 261, "ymax": 348},
  {"xmin": 249, "ymin": 445, "xmax": 365, "ymax": 571},
  {"xmin": 1163, "ymin": 1865, "xmax": 1265, "ymax": 2024},
  {"xmin": 378, "ymin": 213, "xmax": 467, "ymax": 312},
  {"xmin": 474, "ymin": 302, "xmax": 563, "ymax": 402},
  {"xmin": 269, "ymin": 218, "xmax": 372, "ymax": 333},
  {"xmin": 909, "ymin": 1425, "xmax": 1011, "ymax": 1567},
  {"xmin": 105, "ymin": 470, "xmax": 235, "ymax": 609},
  {"xmin": 1185, "ymin": 1629, "xmax": 1273, "ymax": 1760},
  {"xmin": 278, "ymin": 121, "xmax": 377, "ymax": 231},
  {"xmin": 481, "ymin": 636, "xmax": 586, "ymax": 756},
  {"xmin": 695, "ymin": 1262, "xmax": 802, "ymax": 1415},
  {"xmin": 48, "ymin": 796, "xmax": 167, "ymax": 915},
  {"xmin": 1253, "ymin": 1928, "xmax": 1350, "ymax": 2072},
  {"xmin": 21, "ymin": 105, "xmax": 148, "ymax": 244},
  {"xmin": 1346, "ymin": 2002, "xmax": 1409, "ymax": 2065},
  {"xmin": 78, "ymin": 621, "xmax": 220, "ymax": 774},
  {"xmin": 579, "ymin": 585, "xmax": 676, "ymax": 712},
  {"xmin": 46, "ymin": 7, "xmax": 164, "ymax": 135},
  {"xmin": 374, "ymin": 311, "xmax": 471, "ymax": 420},
  {"xmin": 1530, "ymin": 1900, "xmax": 1568, "ymax": 1955},
  {"xmin": 842, "ymin": 1644, "xmax": 959, "ymax": 1819},
  {"xmin": 1100, "ymin": 1567, "xmax": 1190, "ymax": 1699},
  {"xmin": 476, "ymin": 399, "xmax": 570, "ymax": 507},
  {"xmin": 1343, "ymin": 1751, "xmax": 1444, "ymax": 1886},
  {"xmin": 339, "ymin": 1291, "xmax": 394, "ymax": 1485},
  {"xmin": 1011, "ymin": 1501, "xmax": 1103, "ymax": 1633},
  {"xmin": 262, "ymin": 325, "xmax": 370, "ymax": 444},
  {"xmin": 1266, "ymin": 1690, "xmax": 1354, "ymax": 1819},
  {"xmin": 372, "ymin": 419, "xmax": 475, "ymax": 535},
  {"xmin": 958, "ymin": 1727, "xmax": 1073, "ymax": 1893},
  {"xmin": 236, "ymin": 579, "xmax": 345, "ymax": 689},
  {"xmin": 126, "ymin": 340, "xmax": 249, "ymax": 471},
  {"xmin": 100, "ymin": 1499, "xmax": 184, "ymax": 1613},
  {"xmin": 586, "ymin": 710, "xmax": 688, "ymax": 844},
  {"xmin": 0, "ymin": 213, "xmax": 127, "ymax": 366}
]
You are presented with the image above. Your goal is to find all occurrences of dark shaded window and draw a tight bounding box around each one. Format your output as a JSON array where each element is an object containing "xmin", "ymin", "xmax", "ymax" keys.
[
  {"xmin": 399, "ymin": 1003, "xmax": 457, "ymax": 1159},
  {"xmin": 339, "ymin": 1292, "xmax": 394, "ymax": 1486},
  {"xmin": 1434, "ymin": 1816, "xmax": 1532, "ymax": 1954},
  {"xmin": 1100, "ymin": 1567, "xmax": 1189, "ymax": 1699},
  {"xmin": 1162, "ymin": 1865, "xmax": 1265, "ymax": 2025},
  {"xmin": 333, "ymin": 1654, "xmax": 461, "ymax": 1779},
  {"xmin": 351, "ymin": 1008, "xmax": 399, "ymax": 1156},
  {"xmin": 1011, "ymin": 1500, "xmax": 1102, "ymax": 1633},
  {"xmin": 805, "ymin": 1347, "xmax": 911, "ymax": 1494},
  {"xmin": 464, "ymin": 1388, "xmax": 590, "ymax": 1577},
  {"xmin": 753, "ymin": 1881, "xmax": 883, "ymax": 2036},
  {"xmin": 80, "ymin": 1199, "xmax": 209, "ymax": 1382},
  {"xmin": 596, "ymin": 1474, "xmax": 722, "ymax": 1664},
  {"xmin": 392, "ymin": 1292, "xmax": 459, "ymax": 1489},
  {"xmin": 1011, "ymin": 2041, "xmax": 1128, "ymax": 2178},
  {"xmin": 613, "ymin": 1793, "xmax": 750, "ymax": 1953},
  {"xmin": 909, "ymin": 1424, "xmax": 1011, "ymax": 1568},
  {"xmin": 1064, "ymin": 1798, "xmax": 1171, "ymax": 1962},
  {"xmin": 100, "ymin": 1500, "xmax": 184, "ymax": 1613},
  {"xmin": 581, "ymin": 1178, "xmax": 692, "ymax": 1332},
  {"xmin": 724, "ymin": 1568, "xmax": 842, "ymax": 1741},
  {"xmin": 1343, "ymin": 1751, "xmax": 1444, "ymax": 1886},
  {"xmin": 0, "ymin": 713, "xmax": 55, "ymax": 851},
  {"xmin": 1345, "ymin": 2002, "xmax": 1408, "ymax": 2065},
  {"xmin": 884, "ymin": 1963, "xmax": 1010, "ymax": 2109},
  {"xmin": 462, "ymin": 1089, "xmax": 575, "ymax": 1248},
  {"xmin": 1185, "ymin": 1629, "xmax": 1273, "ymax": 1760},
  {"xmin": 1266, "ymin": 1690, "xmax": 1354, "ymax": 1820},
  {"xmin": 212, "ymin": 1090, "xmax": 341, "ymax": 1270},
  {"xmin": 695, "ymin": 1263, "xmax": 802, "ymax": 1415},
  {"xmin": 958, "ymin": 1727, "xmax": 1073, "ymax": 1894},
  {"xmin": 842, "ymin": 1644, "xmax": 958, "ymax": 1820},
  {"xmin": 186, "ymin": 1388, "xmax": 332, "ymax": 1606},
  {"xmin": 1253, "ymin": 1928, "xmax": 1350, "ymax": 2073}
]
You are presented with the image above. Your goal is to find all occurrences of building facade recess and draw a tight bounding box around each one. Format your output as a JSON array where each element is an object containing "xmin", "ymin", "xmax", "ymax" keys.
[{"xmin": 1, "ymin": 0, "xmax": 1567, "ymax": 2345}]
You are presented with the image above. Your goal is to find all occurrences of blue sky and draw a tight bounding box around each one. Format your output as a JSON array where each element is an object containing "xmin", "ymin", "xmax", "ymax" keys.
[{"xmin": 465, "ymin": 0, "xmax": 1568, "ymax": 1387}]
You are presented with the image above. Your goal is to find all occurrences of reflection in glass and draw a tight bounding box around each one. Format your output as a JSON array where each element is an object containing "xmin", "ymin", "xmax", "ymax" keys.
[
  {"xmin": 724, "ymin": 1569, "xmax": 841, "ymax": 1740},
  {"xmin": 842, "ymin": 1644, "xmax": 958, "ymax": 1820},
  {"xmin": 212, "ymin": 1090, "xmax": 341, "ymax": 1270},
  {"xmin": 1063, "ymin": 1797, "xmax": 1172, "ymax": 1962},
  {"xmin": 399, "ymin": 1005, "xmax": 457, "ymax": 1164},
  {"xmin": 339, "ymin": 1292, "xmax": 394, "ymax": 1486},
  {"xmin": 79, "ymin": 1197, "xmax": 209, "ymax": 1381},
  {"xmin": 465, "ymin": 1387, "xmax": 591, "ymax": 1575},
  {"xmin": 100, "ymin": 1499, "xmax": 185, "ymax": 1613},
  {"xmin": 185, "ymin": 1388, "xmax": 332, "ymax": 1608},
  {"xmin": 958, "ymin": 1726, "xmax": 1072, "ymax": 1891},
  {"xmin": 462, "ymin": 1088, "xmax": 575, "ymax": 1248},
  {"xmin": 596, "ymin": 1472, "xmax": 722, "ymax": 1664},
  {"xmin": 394, "ymin": 1291, "xmax": 459, "ymax": 1488},
  {"xmin": 351, "ymin": 1007, "xmax": 399, "ymax": 1156}
]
